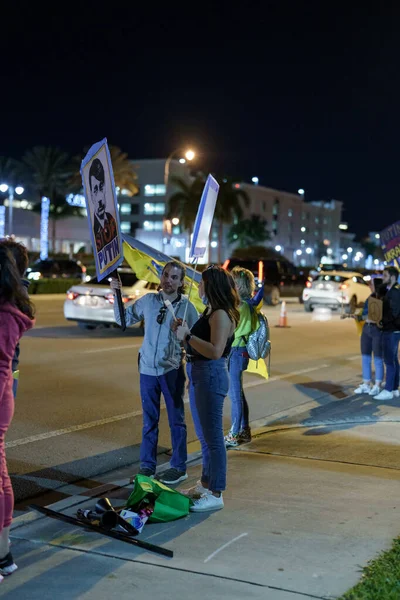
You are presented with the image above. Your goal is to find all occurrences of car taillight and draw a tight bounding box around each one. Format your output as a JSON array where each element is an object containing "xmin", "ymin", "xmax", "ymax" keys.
[
  {"xmin": 339, "ymin": 284, "xmax": 348, "ymax": 290},
  {"xmin": 67, "ymin": 291, "xmax": 79, "ymax": 300},
  {"xmin": 105, "ymin": 294, "xmax": 133, "ymax": 304},
  {"xmin": 306, "ymin": 281, "xmax": 312, "ymax": 288}
]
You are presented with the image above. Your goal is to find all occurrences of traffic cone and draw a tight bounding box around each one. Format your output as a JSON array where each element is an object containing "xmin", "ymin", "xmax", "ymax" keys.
[{"xmin": 275, "ymin": 301, "xmax": 290, "ymax": 328}]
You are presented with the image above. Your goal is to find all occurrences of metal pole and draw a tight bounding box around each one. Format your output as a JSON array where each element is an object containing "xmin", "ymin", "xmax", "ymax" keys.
[{"xmin": 8, "ymin": 186, "xmax": 14, "ymax": 236}]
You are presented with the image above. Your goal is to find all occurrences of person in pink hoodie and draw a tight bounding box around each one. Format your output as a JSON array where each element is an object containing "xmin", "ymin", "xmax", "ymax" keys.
[{"xmin": 0, "ymin": 244, "xmax": 34, "ymax": 580}]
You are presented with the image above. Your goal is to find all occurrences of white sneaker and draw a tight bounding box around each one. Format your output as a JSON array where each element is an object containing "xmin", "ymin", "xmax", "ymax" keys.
[
  {"xmin": 180, "ymin": 480, "xmax": 208, "ymax": 499},
  {"xmin": 354, "ymin": 383, "xmax": 371, "ymax": 394},
  {"xmin": 374, "ymin": 390, "xmax": 394, "ymax": 401},
  {"xmin": 189, "ymin": 492, "xmax": 224, "ymax": 512},
  {"xmin": 369, "ymin": 384, "xmax": 381, "ymax": 396},
  {"xmin": 393, "ymin": 390, "xmax": 400, "ymax": 398}
]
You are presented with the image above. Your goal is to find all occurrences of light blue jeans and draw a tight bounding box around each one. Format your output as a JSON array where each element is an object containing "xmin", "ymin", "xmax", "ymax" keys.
[
  {"xmin": 187, "ymin": 359, "xmax": 229, "ymax": 492},
  {"xmin": 360, "ymin": 324, "xmax": 384, "ymax": 382},
  {"xmin": 228, "ymin": 347, "xmax": 250, "ymax": 434}
]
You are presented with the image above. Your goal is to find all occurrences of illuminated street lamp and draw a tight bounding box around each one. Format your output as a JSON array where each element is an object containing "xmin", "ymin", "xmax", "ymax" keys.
[
  {"xmin": 275, "ymin": 245, "xmax": 282, "ymax": 252},
  {"xmin": 298, "ymin": 188, "xmax": 305, "ymax": 196},
  {"xmin": 171, "ymin": 217, "xmax": 180, "ymax": 226}
]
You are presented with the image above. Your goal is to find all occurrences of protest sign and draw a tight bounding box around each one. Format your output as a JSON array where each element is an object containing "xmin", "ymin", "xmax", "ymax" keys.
[
  {"xmin": 380, "ymin": 221, "xmax": 400, "ymax": 267},
  {"xmin": 189, "ymin": 174, "xmax": 219, "ymax": 259},
  {"xmin": 81, "ymin": 138, "xmax": 123, "ymax": 281}
]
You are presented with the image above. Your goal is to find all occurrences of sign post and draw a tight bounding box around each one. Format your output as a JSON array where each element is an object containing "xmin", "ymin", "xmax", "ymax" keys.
[{"xmin": 81, "ymin": 138, "xmax": 125, "ymax": 329}]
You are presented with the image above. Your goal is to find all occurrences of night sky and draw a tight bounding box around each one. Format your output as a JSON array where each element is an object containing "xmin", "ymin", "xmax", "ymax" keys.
[{"xmin": 2, "ymin": 3, "xmax": 400, "ymax": 238}]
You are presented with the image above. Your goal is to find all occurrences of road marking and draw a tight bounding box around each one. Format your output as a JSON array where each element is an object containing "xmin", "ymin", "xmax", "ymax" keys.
[
  {"xmin": 244, "ymin": 364, "xmax": 329, "ymax": 389},
  {"xmin": 83, "ymin": 344, "xmax": 142, "ymax": 354},
  {"xmin": 6, "ymin": 364, "xmax": 327, "ymax": 448},
  {"xmin": 204, "ymin": 533, "xmax": 248, "ymax": 563}
]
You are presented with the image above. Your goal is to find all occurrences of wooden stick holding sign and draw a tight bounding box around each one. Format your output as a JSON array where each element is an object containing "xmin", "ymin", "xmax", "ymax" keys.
[
  {"xmin": 80, "ymin": 138, "xmax": 126, "ymax": 330},
  {"xmin": 182, "ymin": 174, "xmax": 220, "ymax": 323}
]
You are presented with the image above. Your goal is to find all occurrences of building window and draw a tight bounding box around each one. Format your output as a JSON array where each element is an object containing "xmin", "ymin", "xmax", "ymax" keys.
[
  {"xmin": 315, "ymin": 216, "xmax": 319, "ymax": 224},
  {"xmin": 273, "ymin": 214, "xmax": 278, "ymax": 221},
  {"xmin": 143, "ymin": 220, "xmax": 163, "ymax": 231},
  {"xmin": 131, "ymin": 222, "xmax": 139, "ymax": 233},
  {"xmin": 120, "ymin": 204, "xmax": 131, "ymax": 215},
  {"xmin": 323, "ymin": 218, "xmax": 328, "ymax": 225},
  {"xmin": 288, "ymin": 209, "xmax": 293, "ymax": 217},
  {"xmin": 121, "ymin": 221, "xmax": 131, "ymax": 233},
  {"xmin": 144, "ymin": 202, "xmax": 165, "ymax": 215},
  {"xmin": 131, "ymin": 204, "xmax": 139, "ymax": 215},
  {"xmin": 314, "ymin": 230, "xmax": 318, "ymax": 236},
  {"xmin": 144, "ymin": 184, "xmax": 166, "ymax": 197},
  {"xmin": 288, "ymin": 222, "xmax": 293, "ymax": 232}
]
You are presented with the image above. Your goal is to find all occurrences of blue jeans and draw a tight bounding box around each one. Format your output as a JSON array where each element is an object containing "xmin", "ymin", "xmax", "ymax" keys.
[
  {"xmin": 360, "ymin": 324, "xmax": 384, "ymax": 382},
  {"xmin": 188, "ymin": 358, "xmax": 229, "ymax": 493},
  {"xmin": 228, "ymin": 347, "xmax": 250, "ymax": 434},
  {"xmin": 382, "ymin": 332, "xmax": 400, "ymax": 392},
  {"xmin": 140, "ymin": 366, "xmax": 187, "ymax": 472}
]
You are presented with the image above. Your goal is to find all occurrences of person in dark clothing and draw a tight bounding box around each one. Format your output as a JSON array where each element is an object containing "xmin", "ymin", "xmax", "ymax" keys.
[
  {"xmin": 374, "ymin": 266, "xmax": 400, "ymax": 400},
  {"xmin": 0, "ymin": 240, "xmax": 30, "ymax": 398}
]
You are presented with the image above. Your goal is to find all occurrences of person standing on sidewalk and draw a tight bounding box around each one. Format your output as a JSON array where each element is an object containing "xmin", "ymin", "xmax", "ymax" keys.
[
  {"xmin": 175, "ymin": 266, "xmax": 240, "ymax": 512},
  {"xmin": 353, "ymin": 277, "xmax": 385, "ymax": 396},
  {"xmin": 374, "ymin": 266, "xmax": 400, "ymax": 401},
  {"xmin": 0, "ymin": 246, "xmax": 35, "ymax": 579},
  {"xmin": 111, "ymin": 262, "xmax": 198, "ymax": 485},
  {"xmin": 0, "ymin": 240, "xmax": 30, "ymax": 398},
  {"xmin": 224, "ymin": 266, "xmax": 263, "ymax": 447}
]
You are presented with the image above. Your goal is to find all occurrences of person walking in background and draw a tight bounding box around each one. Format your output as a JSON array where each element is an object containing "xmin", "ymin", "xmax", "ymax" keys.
[
  {"xmin": 374, "ymin": 266, "xmax": 400, "ymax": 401},
  {"xmin": 354, "ymin": 276, "xmax": 385, "ymax": 396},
  {"xmin": 175, "ymin": 266, "xmax": 240, "ymax": 512},
  {"xmin": 0, "ymin": 240, "xmax": 30, "ymax": 398},
  {"xmin": 224, "ymin": 266, "xmax": 262, "ymax": 447},
  {"xmin": 111, "ymin": 261, "xmax": 198, "ymax": 484},
  {"xmin": 0, "ymin": 245, "xmax": 35, "ymax": 579}
]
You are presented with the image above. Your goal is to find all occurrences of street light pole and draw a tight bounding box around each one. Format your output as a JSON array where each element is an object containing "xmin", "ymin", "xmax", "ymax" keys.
[
  {"xmin": 163, "ymin": 148, "xmax": 195, "ymax": 253},
  {"xmin": 0, "ymin": 183, "xmax": 24, "ymax": 236}
]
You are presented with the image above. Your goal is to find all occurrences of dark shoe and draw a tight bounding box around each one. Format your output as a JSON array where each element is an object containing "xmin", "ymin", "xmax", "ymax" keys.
[
  {"xmin": 238, "ymin": 426, "xmax": 252, "ymax": 444},
  {"xmin": 138, "ymin": 467, "xmax": 155, "ymax": 478},
  {"xmin": 157, "ymin": 468, "xmax": 188, "ymax": 485},
  {"xmin": 0, "ymin": 552, "xmax": 17, "ymax": 576}
]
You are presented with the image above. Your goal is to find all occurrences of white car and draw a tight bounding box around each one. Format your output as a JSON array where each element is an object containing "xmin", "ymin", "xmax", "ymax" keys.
[
  {"xmin": 302, "ymin": 271, "xmax": 371, "ymax": 313},
  {"xmin": 64, "ymin": 268, "xmax": 158, "ymax": 330}
]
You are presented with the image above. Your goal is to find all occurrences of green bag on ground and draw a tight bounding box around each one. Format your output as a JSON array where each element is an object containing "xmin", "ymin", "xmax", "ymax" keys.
[{"xmin": 127, "ymin": 475, "xmax": 191, "ymax": 523}]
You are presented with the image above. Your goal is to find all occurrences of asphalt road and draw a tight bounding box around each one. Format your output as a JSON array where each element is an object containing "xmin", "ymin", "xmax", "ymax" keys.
[{"xmin": 9, "ymin": 295, "xmax": 362, "ymax": 505}]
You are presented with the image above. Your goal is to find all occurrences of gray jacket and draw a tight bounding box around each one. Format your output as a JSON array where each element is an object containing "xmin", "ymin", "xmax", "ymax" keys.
[{"xmin": 114, "ymin": 292, "xmax": 198, "ymax": 376}]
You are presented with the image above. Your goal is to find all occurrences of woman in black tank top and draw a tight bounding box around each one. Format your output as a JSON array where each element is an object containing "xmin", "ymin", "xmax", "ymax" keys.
[{"xmin": 175, "ymin": 266, "xmax": 240, "ymax": 512}]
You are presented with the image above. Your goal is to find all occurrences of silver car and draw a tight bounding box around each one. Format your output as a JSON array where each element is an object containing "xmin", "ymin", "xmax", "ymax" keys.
[
  {"xmin": 64, "ymin": 268, "xmax": 158, "ymax": 330},
  {"xmin": 302, "ymin": 271, "xmax": 371, "ymax": 313}
]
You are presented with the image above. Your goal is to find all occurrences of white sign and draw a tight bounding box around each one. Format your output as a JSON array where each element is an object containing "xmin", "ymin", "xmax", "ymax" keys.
[
  {"xmin": 81, "ymin": 138, "xmax": 123, "ymax": 281},
  {"xmin": 189, "ymin": 174, "xmax": 219, "ymax": 259}
]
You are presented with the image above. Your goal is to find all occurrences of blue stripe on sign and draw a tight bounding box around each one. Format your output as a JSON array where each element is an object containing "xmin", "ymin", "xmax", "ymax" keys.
[{"xmin": 190, "ymin": 175, "xmax": 211, "ymax": 259}]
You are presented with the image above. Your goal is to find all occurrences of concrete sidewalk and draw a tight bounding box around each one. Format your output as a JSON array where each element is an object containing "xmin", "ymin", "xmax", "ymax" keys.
[{"xmin": 3, "ymin": 392, "xmax": 400, "ymax": 599}]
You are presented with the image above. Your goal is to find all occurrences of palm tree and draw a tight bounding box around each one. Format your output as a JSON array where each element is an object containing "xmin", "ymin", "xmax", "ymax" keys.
[
  {"xmin": 213, "ymin": 177, "xmax": 250, "ymax": 263},
  {"xmin": 167, "ymin": 174, "xmax": 205, "ymax": 234},
  {"xmin": 22, "ymin": 146, "xmax": 80, "ymax": 252},
  {"xmin": 228, "ymin": 214, "xmax": 271, "ymax": 249},
  {"xmin": 69, "ymin": 145, "xmax": 139, "ymax": 196},
  {"xmin": 0, "ymin": 156, "xmax": 22, "ymax": 186}
]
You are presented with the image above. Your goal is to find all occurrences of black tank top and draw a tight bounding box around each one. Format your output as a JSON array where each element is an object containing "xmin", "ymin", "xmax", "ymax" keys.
[{"xmin": 188, "ymin": 309, "xmax": 235, "ymax": 360}]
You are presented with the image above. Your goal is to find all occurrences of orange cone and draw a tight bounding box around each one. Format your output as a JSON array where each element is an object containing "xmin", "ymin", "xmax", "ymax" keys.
[{"xmin": 275, "ymin": 301, "xmax": 290, "ymax": 328}]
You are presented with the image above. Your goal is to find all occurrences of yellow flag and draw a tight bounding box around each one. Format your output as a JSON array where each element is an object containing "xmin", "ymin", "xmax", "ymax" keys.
[{"xmin": 246, "ymin": 358, "xmax": 269, "ymax": 379}]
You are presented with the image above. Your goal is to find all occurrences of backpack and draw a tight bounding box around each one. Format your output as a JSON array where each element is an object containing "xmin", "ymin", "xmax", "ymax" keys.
[{"xmin": 244, "ymin": 307, "xmax": 271, "ymax": 361}]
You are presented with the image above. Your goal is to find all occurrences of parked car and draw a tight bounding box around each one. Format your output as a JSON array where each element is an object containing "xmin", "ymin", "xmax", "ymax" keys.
[
  {"xmin": 302, "ymin": 271, "xmax": 371, "ymax": 313},
  {"xmin": 26, "ymin": 258, "xmax": 87, "ymax": 281},
  {"xmin": 64, "ymin": 268, "xmax": 159, "ymax": 329},
  {"xmin": 224, "ymin": 258, "xmax": 308, "ymax": 305}
]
